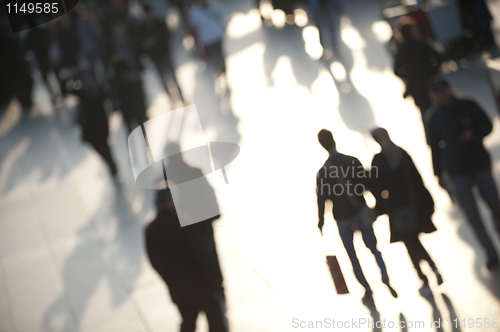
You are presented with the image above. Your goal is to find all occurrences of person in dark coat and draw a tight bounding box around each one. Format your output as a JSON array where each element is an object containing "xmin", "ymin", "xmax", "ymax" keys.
[
  {"xmin": 316, "ymin": 129, "xmax": 398, "ymax": 304},
  {"xmin": 145, "ymin": 188, "xmax": 228, "ymax": 332},
  {"xmin": 370, "ymin": 128, "xmax": 443, "ymax": 295},
  {"xmin": 111, "ymin": 56, "xmax": 147, "ymax": 134},
  {"xmin": 394, "ymin": 16, "xmax": 443, "ymax": 117},
  {"xmin": 0, "ymin": 22, "xmax": 33, "ymax": 111},
  {"xmin": 139, "ymin": 4, "xmax": 185, "ymax": 104},
  {"xmin": 54, "ymin": 12, "xmax": 80, "ymax": 98},
  {"xmin": 73, "ymin": 68, "xmax": 117, "ymax": 176},
  {"xmin": 26, "ymin": 25, "xmax": 58, "ymax": 99},
  {"xmin": 427, "ymin": 77, "xmax": 500, "ymax": 270}
]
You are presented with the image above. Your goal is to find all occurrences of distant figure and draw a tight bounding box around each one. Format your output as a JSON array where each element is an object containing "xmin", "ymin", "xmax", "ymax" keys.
[
  {"xmin": 73, "ymin": 68, "xmax": 118, "ymax": 177},
  {"xmin": 0, "ymin": 22, "xmax": 33, "ymax": 111},
  {"xmin": 316, "ymin": 129, "xmax": 398, "ymax": 304},
  {"xmin": 139, "ymin": 4, "xmax": 185, "ymax": 104},
  {"xmin": 145, "ymin": 188, "xmax": 228, "ymax": 332},
  {"xmin": 111, "ymin": 57, "xmax": 147, "ymax": 134},
  {"xmin": 459, "ymin": 0, "xmax": 495, "ymax": 47},
  {"xmin": 53, "ymin": 13, "xmax": 80, "ymax": 98},
  {"xmin": 188, "ymin": 0, "xmax": 226, "ymax": 75},
  {"xmin": 394, "ymin": 17, "xmax": 443, "ymax": 116},
  {"xmin": 370, "ymin": 128, "xmax": 443, "ymax": 295},
  {"xmin": 26, "ymin": 25, "xmax": 58, "ymax": 99},
  {"xmin": 427, "ymin": 77, "xmax": 500, "ymax": 270},
  {"xmin": 306, "ymin": 0, "xmax": 343, "ymax": 59}
]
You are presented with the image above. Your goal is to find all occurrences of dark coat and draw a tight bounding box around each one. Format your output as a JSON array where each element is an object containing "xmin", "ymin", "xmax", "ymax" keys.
[
  {"xmin": 74, "ymin": 88, "xmax": 109, "ymax": 144},
  {"xmin": 394, "ymin": 38, "xmax": 442, "ymax": 111},
  {"xmin": 427, "ymin": 97, "xmax": 492, "ymax": 177},
  {"xmin": 138, "ymin": 18, "xmax": 171, "ymax": 62},
  {"xmin": 371, "ymin": 149, "xmax": 436, "ymax": 242},
  {"xmin": 112, "ymin": 71, "xmax": 146, "ymax": 122},
  {"xmin": 317, "ymin": 151, "xmax": 371, "ymax": 223},
  {"xmin": 144, "ymin": 205, "xmax": 223, "ymax": 305}
]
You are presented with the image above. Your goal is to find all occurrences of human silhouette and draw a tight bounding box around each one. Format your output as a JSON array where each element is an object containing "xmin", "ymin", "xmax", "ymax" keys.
[
  {"xmin": 370, "ymin": 128, "xmax": 443, "ymax": 295},
  {"xmin": 316, "ymin": 129, "xmax": 397, "ymax": 304},
  {"xmin": 394, "ymin": 16, "xmax": 443, "ymax": 117},
  {"xmin": 145, "ymin": 187, "xmax": 228, "ymax": 332},
  {"xmin": 73, "ymin": 67, "xmax": 118, "ymax": 177},
  {"xmin": 427, "ymin": 77, "xmax": 500, "ymax": 270},
  {"xmin": 139, "ymin": 4, "xmax": 185, "ymax": 104}
]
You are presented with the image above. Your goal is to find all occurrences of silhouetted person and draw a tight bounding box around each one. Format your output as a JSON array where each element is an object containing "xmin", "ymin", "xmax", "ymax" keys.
[
  {"xmin": 316, "ymin": 129, "xmax": 397, "ymax": 304},
  {"xmin": 459, "ymin": 0, "xmax": 495, "ymax": 48},
  {"xmin": 306, "ymin": 0, "xmax": 343, "ymax": 59},
  {"xmin": 427, "ymin": 77, "xmax": 500, "ymax": 270},
  {"xmin": 111, "ymin": 56, "xmax": 147, "ymax": 134},
  {"xmin": 0, "ymin": 22, "xmax": 33, "ymax": 111},
  {"xmin": 394, "ymin": 17, "xmax": 443, "ymax": 116},
  {"xmin": 145, "ymin": 188, "xmax": 228, "ymax": 332},
  {"xmin": 54, "ymin": 13, "xmax": 80, "ymax": 97},
  {"xmin": 370, "ymin": 128, "xmax": 443, "ymax": 295},
  {"xmin": 139, "ymin": 4, "xmax": 185, "ymax": 103},
  {"xmin": 188, "ymin": 0, "xmax": 226, "ymax": 75},
  {"xmin": 26, "ymin": 25, "xmax": 58, "ymax": 99},
  {"xmin": 74, "ymin": 68, "xmax": 118, "ymax": 177}
]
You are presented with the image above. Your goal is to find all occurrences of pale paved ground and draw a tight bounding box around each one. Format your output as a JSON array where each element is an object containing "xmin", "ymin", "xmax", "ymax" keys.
[{"xmin": 1, "ymin": 0, "xmax": 500, "ymax": 331}]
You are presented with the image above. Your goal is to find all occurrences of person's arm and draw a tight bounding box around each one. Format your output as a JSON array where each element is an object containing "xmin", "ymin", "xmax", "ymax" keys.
[
  {"xmin": 369, "ymin": 156, "xmax": 386, "ymax": 216},
  {"xmin": 317, "ymin": 173, "xmax": 326, "ymax": 235},
  {"xmin": 428, "ymin": 115, "xmax": 443, "ymax": 177},
  {"xmin": 469, "ymin": 101, "xmax": 493, "ymax": 140}
]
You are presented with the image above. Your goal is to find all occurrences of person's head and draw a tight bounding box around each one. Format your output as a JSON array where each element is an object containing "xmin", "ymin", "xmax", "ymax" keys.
[
  {"xmin": 428, "ymin": 76, "xmax": 453, "ymax": 107},
  {"xmin": 318, "ymin": 129, "xmax": 336, "ymax": 151},
  {"xmin": 156, "ymin": 188, "xmax": 176, "ymax": 212},
  {"xmin": 371, "ymin": 127, "xmax": 393, "ymax": 149},
  {"xmin": 397, "ymin": 16, "xmax": 418, "ymax": 41}
]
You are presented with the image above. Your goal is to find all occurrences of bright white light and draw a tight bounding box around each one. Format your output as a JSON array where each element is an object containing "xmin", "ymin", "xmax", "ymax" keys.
[
  {"xmin": 294, "ymin": 8, "xmax": 308, "ymax": 27},
  {"xmin": 303, "ymin": 26, "xmax": 323, "ymax": 60},
  {"xmin": 227, "ymin": 9, "xmax": 262, "ymax": 39},
  {"xmin": 341, "ymin": 27, "xmax": 366, "ymax": 51},
  {"xmin": 260, "ymin": 1, "xmax": 274, "ymax": 20},
  {"xmin": 371, "ymin": 20, "xmax": 392, "ymax": 43},
  {"xmin": 271, "ymin": 9, "xmax": 286, "ymax": 29},
  {"xmin": 330, "ymin": 61, "xmax": 347, "ymax": 82}
]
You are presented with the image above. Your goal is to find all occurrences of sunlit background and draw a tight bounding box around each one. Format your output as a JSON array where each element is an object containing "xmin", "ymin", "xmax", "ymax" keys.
[{"xmin": 1, "ymin": 0, "xmax": 500, "ymax": 331}]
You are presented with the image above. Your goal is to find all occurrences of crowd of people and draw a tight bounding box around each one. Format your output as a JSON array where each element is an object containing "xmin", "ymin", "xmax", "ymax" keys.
[{"xmin": 1, "ymin": 0, "xmax": 500, "ymax": 331}]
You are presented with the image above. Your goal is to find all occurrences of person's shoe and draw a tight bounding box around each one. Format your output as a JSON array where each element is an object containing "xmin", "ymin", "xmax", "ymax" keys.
[
  {"xmin": 486, "ymin": 256, "xmax": 500, "ymax": 270},
  {"xmin": 419, "ymin": 284, "xmax": 432, "ymax": 297},
  {"xmin": 433, "ymin": 268, "xmax": 444, "ymax": 285},
  {"xmin": 362, "ymin": 291, "xmax": 374, "ymax": 306},
  {"xmin": 382, "ymin": 276, "xmax": 398, "ymax": 298}
]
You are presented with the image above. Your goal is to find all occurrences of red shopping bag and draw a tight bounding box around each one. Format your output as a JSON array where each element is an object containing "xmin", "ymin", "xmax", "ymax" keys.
[{"xmin": 326, "ymin": 255, "xmax": 349, "ymax": 294}]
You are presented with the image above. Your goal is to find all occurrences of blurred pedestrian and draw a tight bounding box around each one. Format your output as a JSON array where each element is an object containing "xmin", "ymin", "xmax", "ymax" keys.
[
  {"xmin": 188, "ymin": 0, "xmax": 226, "ymax": 75},
  {"xmin": 145, "ymin": 188, "xmax": 228, "ymax": 332},
  {"xmin": 306, "ymin": 0, "xmax": 343, "ymax": 59},
  {"xmin": 26, "ymin": 24, "xmax": 58, "ymax": 100},
  {"xmin": 0, "ymin": 22, "xmax": 33, "ymax": 111},
  {"xmin": 73, "ymin": 68, "xmax": 118, "ymax": 177},
  {"xmin": 427, "ymin": 77, "xmax": 500, "ymax": 270},
  {"xmin": 111, "ymin": 57, "xmax": 147, "ymax": 134},
  {"xmin": 53, "ymin": 13, "xmax": 80, "ymax": 98},
  {"xmin": 370, "ymin": 128, "xmax": 443, "ymax": 295},
  {"xmin": 394, "ymin": 16, "xmax": 443, "ymax": 117},
  {"xmin": 316, "ymin": 129, "xmax": 398, "ymax": 304},
  {"xmin": 139, "ymin": 4, "xmax": 185, "ymax": 104}
]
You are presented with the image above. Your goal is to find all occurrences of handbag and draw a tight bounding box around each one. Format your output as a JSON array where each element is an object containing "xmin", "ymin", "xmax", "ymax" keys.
[
  {"xmin": 391, "ymin": 154, "xmax": 419, "ymax": 235},
  {"xmin": 326, "ymin": 255, "xmax": 349, "ymax": 294}
]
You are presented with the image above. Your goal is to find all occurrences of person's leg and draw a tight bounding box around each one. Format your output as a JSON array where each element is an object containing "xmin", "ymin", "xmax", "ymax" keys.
[
  {"xmin": 403, "ymin": 237, "xmax": 429, "ymax": 285},
  {"xmin": 153, "ymin": 58, "xmax": 172, "ymax": 97},
  {"xmin": 450, "ymin": 174, "xmax": 499, "ymax": 260},
  {"xmin": 327, "ymin": 9, "xmax": 342, "ymax": 55},
  {"xmin": 360, "ymin": 221, "xmax": 398, "ymax": 297},
  {"xmin": 162, "ymin": 55, "xmax": 185, "ymax": 102},
  {"xmin": 337, "ymin": 217, "xmax": 372, "ymax": 293},
  {"xmin": 90, "ymin": 140, "xmax": 117, "ymax": 176},
  {"xmin": 177, "ymin": 303, "xmax": 200, "ymax": 332},
  {"xmin": 202, "ymin": 296, "xmax": 229, "ymax": 332},
  {"xmin": 474, "ymin": 170, "xmax": 500, "ymax": 229}
]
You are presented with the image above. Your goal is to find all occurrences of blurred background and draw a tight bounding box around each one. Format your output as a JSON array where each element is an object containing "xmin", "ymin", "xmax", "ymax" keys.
[{"xmin": 1, "ymin": 0, "xmax": 500, "ymax": 331}]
